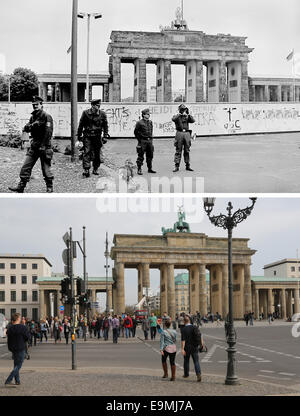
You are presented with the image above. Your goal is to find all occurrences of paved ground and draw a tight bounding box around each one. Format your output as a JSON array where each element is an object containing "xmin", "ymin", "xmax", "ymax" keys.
[
  {"xmin": 0, "ymin": 321, "xmax": 299, "ymax": 396},
  {"xmin": 1, "ymin": 132, "xmax": 300, "ymax": 193}
]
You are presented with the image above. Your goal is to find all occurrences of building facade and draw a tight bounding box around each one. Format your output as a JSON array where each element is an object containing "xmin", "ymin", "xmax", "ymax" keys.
[{"xmin": 0, "ymin": 254, "xmax": 52, "ymax": 320}]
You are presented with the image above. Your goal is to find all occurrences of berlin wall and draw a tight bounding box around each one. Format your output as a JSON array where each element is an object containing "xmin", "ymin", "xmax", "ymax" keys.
[{"xmin": 0, "ymin": 102, "xmax": 300, "ymax": 138}]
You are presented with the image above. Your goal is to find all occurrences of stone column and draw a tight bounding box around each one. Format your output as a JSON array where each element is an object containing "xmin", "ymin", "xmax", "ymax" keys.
[
  {"xmin": 196, "ymin": 60, "xmax": 204, "ymax": 102},
  {"xmin": 193, "ymin": 264, "xmax": 200, "ymax": 313},
  {"xmin": 167, "ymin": 264, "xmax": 175, "ymax": 319},
  {"xmin": 281, "ymin": 288, "xmax": 286, "ymax": 319},
  {"xmin": 199, "ymin": 264, "xmax": 207, "ymax": 317},
  {"xmin": 103, "ymin": 84, "xmax": 110, "ymax": 102},
  {"xmin": 219, "ymin": 59, "xmax": 227, "ymax": 102},
  {"xmin": 163, "ymin": 60, "xmax": 172, "ymax": 102},
  {"xmin": 112, "ymin": 283, "xmax": 117, "ymax": 313},
  {"xmin": 142, "ymin": 263, "xmax": 150, "ymax": 289},
  {"xmin": 267, "ymin": 288, "xmax": 273, "ymax": 314},
  {"xmin": 295, "ymin": 86, "xmax": 300, "ymax": 102},
  {"xmin": 115, "ymin": 262, "xmax": 125, "ymax": 315},
  {"xmin": 255, "ymin": 289, "xmax": 260, "ymax": 319},
  {"xmin": 294, "ymin": 287, "xmax": 300, "ymax": 314},
  {"xmin": 277, "ymin": 85, "xmax": 282, "ymax": 102},
  {"xmin": 188, "ymin": 265, "xmax": 194, "ymax": 313},
  {"xmin": 283, "ymin": 88, "xmax": 288, "ymax": 102},
  {"xmin": 244, "ymin": 264, "xmax": 252, "ymax": 315},
  {"xmin": 264, "ymin": 85, "xmax": 270, "ymax": 102},
  {"xmin": 262, "ymin": 290, "xmax": 268, "ymax": 318},
  {"xmin": 39, "ymin": 289, "xmax": 45, "ymax": 319},
  {"xmin": 137, "ymin": 264, "xmax": 143, "ymax": 301},
  {"xmin": 222, "ymin": 263, "xmax": 229, "ymax": 319},
  {"xmin": 290, "ymin": 85, "xmax": 294, "ymax": 101},
  {"xmin": 287, "ymin": 290, "xmax": 293, "ymax": 318},
  {"xmin": 215, "ymin": 265, "xmax": 222, "ymax": 315},
  {"xmin": 249, "ymin": 85, "xmax": 255, "ymax": 102},
  {"xmin": 57, "ymin": 290, "xmax": 63, "ymax": 318},
  {"xmin": 241, "ymin": 60, "xmax": 249, "ymax": 102},
  {"xmin": 133, "ymin": 58, "xmax": 147, "ymax": 102},
  {"xmin": 160, "ymin": 264, "xmax": 168, "ymax": 315},
  {"xmin": 107, "ymin": 288, "xmax": 113, "ymax": 312},
  {"xmin": 111, "ymin": 56, "xmax": 121, "ymax": 102}
]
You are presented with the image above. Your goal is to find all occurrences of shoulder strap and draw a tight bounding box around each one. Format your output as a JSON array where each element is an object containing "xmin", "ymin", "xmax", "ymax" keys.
[{"xmin": 165, "ymin": 329, "xmax": 176, "ymax": 343}]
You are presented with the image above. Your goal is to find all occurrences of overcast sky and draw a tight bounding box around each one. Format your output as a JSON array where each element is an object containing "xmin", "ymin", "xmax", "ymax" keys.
[
  {"xmin": 1, "ymin": 196, "xmax": 300, "ymax": 305},
  {"xmin": 0, "ymin": 0, "xmax": 299, "ymax": 97}
]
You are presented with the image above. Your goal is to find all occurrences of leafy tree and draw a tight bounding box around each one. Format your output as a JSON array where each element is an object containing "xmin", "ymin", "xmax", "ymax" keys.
[
  {"xmin": 0, "ymin": 75, "xmax": 9, "ymax": 101},
  {"xmin": 10, "ymin": 67, "xmax": 38, "ymax": 101}
]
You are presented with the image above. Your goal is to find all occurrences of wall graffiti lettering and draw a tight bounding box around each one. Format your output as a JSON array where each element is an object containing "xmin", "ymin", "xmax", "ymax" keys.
[{"xmin": 0, "ymin": 102, "xmax": 300, "ymax": 138}]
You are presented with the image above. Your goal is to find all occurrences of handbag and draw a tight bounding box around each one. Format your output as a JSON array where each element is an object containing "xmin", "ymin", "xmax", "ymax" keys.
[
  {"xmin": 198, "ymin": 334, "xmax": 208, "ymax": 353},
  {"xmin": 164, "ymin": 329, "xmax": 177, "ymax": 353}
]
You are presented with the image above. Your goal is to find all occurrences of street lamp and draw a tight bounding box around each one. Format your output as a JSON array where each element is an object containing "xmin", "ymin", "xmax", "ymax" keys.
[
  {"xmin": 203, "ymin": 197, "xmax": 257, "ymax": 385},
  {"xmin": 104, "ymin": 232, "xmax": 110, "ymax": 315},
  {"xmin": 78, "ymin": 12, "xmax": 102, "ymax": 102}
]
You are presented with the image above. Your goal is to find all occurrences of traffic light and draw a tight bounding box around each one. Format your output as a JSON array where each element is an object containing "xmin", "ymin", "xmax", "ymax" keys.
[
  {"xmin": 76, "ymin": 278, "xmax": 85, "ymax": 295},
  {"xmin": 60, "ymin": 278, "xmax": 71, "ymax": 303},
  {"xmin": 78, "ymin": 293, "xmax": 88, "ymax": 306}
]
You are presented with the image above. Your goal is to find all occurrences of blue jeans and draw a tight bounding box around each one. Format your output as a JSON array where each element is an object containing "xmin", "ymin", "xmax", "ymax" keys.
[
  {"xmin": 125, "ymin": 327, "xmax": 131, "ymax": 338},
  {"xmin": 113, "ymin": 328, "xmax": 119, "ymax": 343},
  {"xmin": 5, "ymin": 350, "xmax": 25, "ymax": 384},
  {"xmin": 184, "ymin": 350, "xmax": 201, "ymax": 376},
  {"xmin": 103, "ymin": 327, "xmax": 109, "ymax": 340}
]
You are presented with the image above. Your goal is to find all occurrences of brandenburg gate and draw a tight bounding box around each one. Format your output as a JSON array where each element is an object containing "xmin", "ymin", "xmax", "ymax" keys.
[
  {"xmin": 110, "ymin": 232, "xmax": 256, "ymax": 319},
  {"xmin": 106, "ymin": 16, "xmax": 253, "ymax": 103}
]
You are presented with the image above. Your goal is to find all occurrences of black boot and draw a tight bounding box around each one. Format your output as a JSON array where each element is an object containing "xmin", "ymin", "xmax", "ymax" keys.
[
  {"xmin": 173, "ymin": 165, "xmax": 179, "ymax": 172},
  {"xmin": 46, "ymin": 184, "xmax": 53, "ymax": 193},
  {"xmin": 92, "ymin": 169, "xmax": 99, "ymax": 175},
  {"xmin": 186, "ymin": 165, "xmax": 194, "ymax": 171},
  {"xmin": 82, "ymin": 169, "xmax": 90, "ymax": 178},
  {"xmin": 8, "ymin": 180, "xmax": 27, "ymax": 193},
  {"xmin": 137, "ymin": 167, "xmax": 143, "ymax": 175},
  {"xmin": 148, "ymin": 167, "xmax": 156, "ymax": 173}
]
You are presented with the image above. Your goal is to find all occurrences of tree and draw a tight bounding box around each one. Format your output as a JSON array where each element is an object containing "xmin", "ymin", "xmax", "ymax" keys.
[
  {"xmin": 0, "ymin": 75, "xmax": 9, "ymax": 101},
  {"xmin": 10, "ymin": 67, "xmax": 38, "ymax": 102}
]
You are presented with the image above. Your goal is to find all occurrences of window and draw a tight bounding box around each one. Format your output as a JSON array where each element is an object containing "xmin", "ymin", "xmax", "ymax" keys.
[
  {"xmin": 291, "ymin": 266, "xmax": 295, "ymax": 272},
  {"xmin": 21, "ymin": 264, "xmax": 27, "ymax": 270},
  {"xmin": 21, "ymin": 276, "xmax": 27, "ymax": 284},
  {"xmin": 0, "ymin": 309, "xmax": 5, "ymax": 316},
  {"xmin": 32, "ymin": 264, "xmax": 38, "ymax": 270},
  {"xmin": 21, "ymin": 291, "xmax": 27, "ymax": 302},
  {"xmin": 10, "ymin": 276, "xmax": 16, "ymax": 284},
  {"xmin": 32, "ymin": 276, "xmax": 38, "ymax": 284},
  {"xmin": 10, "ymin": 309, "xmax": 16, "ymax": 318},
  {"xmin": 32, "ymin": 308, "xmax": 38, "ymax": 321},
  {"xmin": 32, "ymin": 291, "xmax": 38, "ymax": 302},
  {"xmin": 21, "ymin": 308, "xmax": 27, "ymax": 318},
  {"xmin": 10, "ymin": 291, "xmax": 16, "ymax": 302},
  {"xmin": 274, "ymin": 271, "xmax": 276, "ymax": 276},
  {"xmin": 0, "ymin": 263, "xmax": 5, "ymax": 269},
  {"xmin": 0, "ymin": 276, "xmax": 4, "ymax": 284},
  {"xmin": 10, "ymin": 263, "xmax": 16, "ymax": 269},
  {"xmin": 0, "ymin": 291, "xmax": 5, "ymax": 302}
]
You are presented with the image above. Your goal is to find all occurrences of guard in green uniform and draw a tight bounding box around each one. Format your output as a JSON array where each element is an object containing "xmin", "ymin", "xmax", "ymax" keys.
[{"xmin": 134, "ymin": 108, "xmax": 156, "ymax": 175}]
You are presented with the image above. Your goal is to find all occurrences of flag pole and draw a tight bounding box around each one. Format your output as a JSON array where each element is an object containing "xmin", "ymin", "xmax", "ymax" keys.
[{"xmin": 293, "ymin": 49, "xmax": 296, "ymax": 102}]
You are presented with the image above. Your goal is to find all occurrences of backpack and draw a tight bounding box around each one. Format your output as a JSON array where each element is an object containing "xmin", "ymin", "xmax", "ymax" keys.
[
  {"xmin": 104, "ymin": 320, "xmax": 109, "ymax": 328},
  {"xmin": 192, "ymin": 325, "xmax": 202, "ymax": 346},
  {"xmin": 125, "ymin": 318, "xmax": 130, "ymax": 325}
]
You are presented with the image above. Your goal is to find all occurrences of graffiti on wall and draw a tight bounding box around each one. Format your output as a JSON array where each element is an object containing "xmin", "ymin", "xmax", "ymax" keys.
[{"xmin": 0, "ymin": 102, "xmax": 300, "ymax": 137}]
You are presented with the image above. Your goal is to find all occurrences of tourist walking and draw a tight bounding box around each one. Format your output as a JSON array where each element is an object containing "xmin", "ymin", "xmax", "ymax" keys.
[
  {"xmin": 149, "ymin": 312, "xmax": 157, "ymax": 340},
  {"xmin": 5, "ymin": 313, "xmax": 30, "ymax": 387},
  {"xmin": 112, "ymin": 315, "xmax": 120, "ymax": 344},
  {"xmin": 40, "ymin": 319, "xmax": 48, "ymax": 342},
  {"xmin": 123, "ymin": 314, "xmax": 133, "ymax": 338},
  {"xmin": 131, "ymin": 316, "xmax": 137, "ymax": 337},
  {"xmin": 63, "ymin": 319, "xmax": 70, "ymax": 345},
  {"xmin": 142, "ymin": 316, "xmax": 150, "ymax": 340},
  {"xmin": 160, "ymin": 320, "xmax": 177, "ymax": 381},
  {"xmin": 103, "ymin": 316, "xmax": 110, "ymax": 341},
  {"xmin": 181, "ymin": 315, "xmax": 202, "ymax": 382}
]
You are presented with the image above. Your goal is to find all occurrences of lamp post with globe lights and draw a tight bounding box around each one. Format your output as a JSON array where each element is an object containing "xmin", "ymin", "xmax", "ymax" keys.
[{"xmin": 203, "ymin": 197, "xmax": 257, "ymax": 385}]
